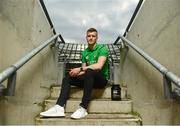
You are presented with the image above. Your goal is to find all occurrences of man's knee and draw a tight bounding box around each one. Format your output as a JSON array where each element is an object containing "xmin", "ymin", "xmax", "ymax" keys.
[
  {"xmin": 84, "ymin": 68, "xmax": 95, "ymax": 77},
  {"xmin": 86, "ymin": 68, "xmax": 94, "ymax": 73},
  {"xmin": 62, "ymin": 75, "xmax": 70, "ymax": 83}
]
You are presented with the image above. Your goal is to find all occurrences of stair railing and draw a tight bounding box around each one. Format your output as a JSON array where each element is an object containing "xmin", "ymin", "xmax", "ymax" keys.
[
  {"xmin": 0, "ymin": 34, "xmax": 61, "ymax": 96},
  {"xmin": 119, "ymin": 35, "xmax": 180, "ymax": 99}
]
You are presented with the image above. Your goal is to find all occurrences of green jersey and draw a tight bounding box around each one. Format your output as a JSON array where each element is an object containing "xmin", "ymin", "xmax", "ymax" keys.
[{"xmin": 82, "ymin": 43, "xmax": 109, "ymax": 80}]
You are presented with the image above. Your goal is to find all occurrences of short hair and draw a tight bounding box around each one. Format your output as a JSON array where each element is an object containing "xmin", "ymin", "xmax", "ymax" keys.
[{"xmin": 87, "ymin": 28, "xmax": 98, "ymax": 33}]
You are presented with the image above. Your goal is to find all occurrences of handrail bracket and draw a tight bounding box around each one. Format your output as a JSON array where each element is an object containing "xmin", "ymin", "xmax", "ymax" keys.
[
  {"xmin": 0, "ymin": 72, "xmax": 17, "ymax": 96},
  {"xmin": 163, "ymin": 75, "xmax": 172, "ymax": 99}
]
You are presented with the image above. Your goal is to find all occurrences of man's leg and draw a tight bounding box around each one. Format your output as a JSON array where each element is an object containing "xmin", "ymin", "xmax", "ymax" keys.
[
  {"xmin": 71, "ymin": 69, "xmax": 107, "ymax": 119},
  {"xmin": 56, "ymin": 75, "xmax": 84, "ymax": 107},
  {"xmin": 40, "ymin": 75, "xmax": 83, "ymax": 117},
  {"xmin": 56, "ymin": 76, "xmax": 71, "ymax": 107},
  {"xmin": 80, "ymin": 69, "xmax": 107, "ymax": 109}
]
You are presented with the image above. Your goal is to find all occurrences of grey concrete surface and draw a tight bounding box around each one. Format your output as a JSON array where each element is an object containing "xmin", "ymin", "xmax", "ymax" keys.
[
  {"xmin": 44, "ymin": 99, "xmax": 132, "ymax": 114},
  {"xmin": 50, "ymin": 86, "xmax": 127, "ymax": 100},
  {"xmin": 122, "ymin": 0, "xmax": 180, "ymax": 125},
  {"xmin": 0, "ymin": 0, "xmax": 56, "ymax": 125},
  {"xmin": 1, "ymin": 0, "xmax": 180, "ymax": 125},
  {"xmin": 36, "ymin": 116, "xmax": 141, "ymax": 126}
]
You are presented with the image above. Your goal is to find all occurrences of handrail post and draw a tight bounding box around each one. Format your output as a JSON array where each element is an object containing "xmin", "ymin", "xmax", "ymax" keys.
[
  {"xmin": 163, "ymin": 75, "xmax": 172, "ymax": 99},
  {"xmin": 5, "ymin": 72, "xmax": 17, "ymax": 96},
  {"xmin": 0, "ymin": 84, "xmax": 5, "ymax": 96}
]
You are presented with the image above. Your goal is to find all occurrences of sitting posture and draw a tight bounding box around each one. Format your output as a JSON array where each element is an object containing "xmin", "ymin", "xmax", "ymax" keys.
[{"xmin": 40, "ymin": 28, "xmax": 109, "ymax": 119}]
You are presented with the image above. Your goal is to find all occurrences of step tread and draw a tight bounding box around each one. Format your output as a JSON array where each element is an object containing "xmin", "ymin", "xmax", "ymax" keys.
[
  {"xmin": 38, "ymin": 113, "xmax": 136, "ymax": 119},
  {"xmin": 44, "ymin": 98, "xmax": 132, "ymax": 114},
  {"xmin": 50, "ymin": 86, "xmax": 127, "ymax": 99},
  {"xmin": 45, "ymin": 98, "xmax": 131, "ymax": 102},
  {"xmin": 36, "ymin": 113, "xmax": 141, "ymax": 125}
]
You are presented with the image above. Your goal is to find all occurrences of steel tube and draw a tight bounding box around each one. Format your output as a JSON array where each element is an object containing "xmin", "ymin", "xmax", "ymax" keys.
[
  {"xmin": 0, "ymin": 66, "xmax": 16, "ymax": 83},
  {"xmin": 0, "ymin": 34, "xmax": 59, "ymax": 83},
  {"xmin": 166, "ymin": 72, "xmax": 180, "ymax": 88},
  {"xmin": 120, "ymin": 35, "xmax": 180, "ymax": 88}
]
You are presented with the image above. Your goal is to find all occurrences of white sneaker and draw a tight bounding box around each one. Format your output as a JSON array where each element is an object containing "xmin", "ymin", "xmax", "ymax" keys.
[
  {"xmin": 71, "ymin": 106, "xmax": 88, "ymax": 119},
  {"xmin": 40, "ymin": 105, "xmax": 65, "ymax": 117}
]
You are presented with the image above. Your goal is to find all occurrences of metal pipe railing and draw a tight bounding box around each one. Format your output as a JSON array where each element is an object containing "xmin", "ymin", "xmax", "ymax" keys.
[
  {"xmin": 0, "ymin": 34, "xmax": 60, "ymax": 95},
  {"xmin": 119, "ymin": 35, "xmax": 180, "ymax": 89},
  {"xmin": 123, "ymin": 0, "xmax": 144, "ymax": 37},
  {"xmin": 39, "ymin": 0, "xmax": 56, "ymax": 34}
]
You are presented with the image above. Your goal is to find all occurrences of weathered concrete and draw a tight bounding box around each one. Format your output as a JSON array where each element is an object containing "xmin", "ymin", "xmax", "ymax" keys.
[
  {"xmin": 1, "ymin": 0, "xmax": 180, "ymax": 125},
  {"xmin": 44, "ymin": 99, "xmax": 132, "ymax": 114},
  {"xmin": 122, "ymin": 0, "xmax": 180, "ymax": 125},
  {"xmin": 0, "ymin": 0, "xmax": 56, "ymax": 125},
  {"xmin": 50, "ymin": 86, "xmax": 127, "ymax": 100},
  {"xmin": 36, "ymin": 115, "xmax": 141, "ymax": 126}
]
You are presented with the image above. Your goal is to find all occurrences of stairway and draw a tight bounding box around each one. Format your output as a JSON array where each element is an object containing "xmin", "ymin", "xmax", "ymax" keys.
[{"xmin": 35, "ymin": 85, "xmax": 142, "ymax": 125}]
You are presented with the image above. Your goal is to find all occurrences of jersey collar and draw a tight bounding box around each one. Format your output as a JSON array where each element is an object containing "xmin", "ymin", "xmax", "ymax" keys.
[{"xmin": 87, "ymin": 43, "xmax": 99, "ymax": 51}]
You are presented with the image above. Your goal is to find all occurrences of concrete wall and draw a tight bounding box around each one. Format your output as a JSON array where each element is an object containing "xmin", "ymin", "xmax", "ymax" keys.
[
  {"xmin": 0, "ymin": 13, "xmax": 2, "ymax": 71},
  {"xmin": 0, "ymin": 0, "xmax": 57, "ymax": 124},
  {"xmin": 123, "ymin": 0, "xmax": 180, "ymax": 125}
]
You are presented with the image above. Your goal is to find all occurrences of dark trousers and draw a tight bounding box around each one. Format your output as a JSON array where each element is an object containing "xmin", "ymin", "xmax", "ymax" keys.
[{"xmin": 56, "ymin": 69, "xmax": 107, "ymax": 109}]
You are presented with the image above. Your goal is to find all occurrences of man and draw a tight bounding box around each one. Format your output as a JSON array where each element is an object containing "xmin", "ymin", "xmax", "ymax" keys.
[{"xmin": 40, "ymin": 28, "xmax": 109, "ymax": 119}]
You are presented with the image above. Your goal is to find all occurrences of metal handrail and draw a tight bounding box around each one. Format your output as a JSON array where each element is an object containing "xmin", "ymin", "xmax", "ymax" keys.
[
  {"xmin": 119, "ymin": 35, "xmax": 180, "ymax": 88},
  {"xmin": 0, "ymin": 34, "xmax": 60, "ymax": 95},
  {"xmin": 123, "ymin": 0, "xmax": 144, "ymax": 37},
  {"xmin": 39, "ymin": 0, "xmax": 56, "ymax": 34},
  {"xmin": 114, "ymin": 0, "xmax": 144, "ymax": 45}
]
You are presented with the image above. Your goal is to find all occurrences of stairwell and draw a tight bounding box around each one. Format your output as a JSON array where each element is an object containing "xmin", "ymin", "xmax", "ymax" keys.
[
  {"xmin": 34, "ymin": 42, "xmax": 142, "ymax": 125},
  {"xmin": 35, "ymin": 84, "xmax": 142, "ymax": 125},
  {"xmin": 0, "ymin": 0, "xmax": 180, "ymax": 125}
]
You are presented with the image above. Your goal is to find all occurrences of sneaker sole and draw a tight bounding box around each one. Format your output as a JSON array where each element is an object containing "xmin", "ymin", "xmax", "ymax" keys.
[
  {"xmin": 40, "ymin": 114, "xmax": 65, "ymax": 118},
  {"xmin": 70, "ymin": 113, "xmax": 88, "ymax": 119}
]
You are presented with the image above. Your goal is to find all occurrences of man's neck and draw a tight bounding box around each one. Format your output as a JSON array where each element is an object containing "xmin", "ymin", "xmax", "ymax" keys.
[{"xmin": 88, "ymin": 43, "xmax": 96, "ymax": 50}]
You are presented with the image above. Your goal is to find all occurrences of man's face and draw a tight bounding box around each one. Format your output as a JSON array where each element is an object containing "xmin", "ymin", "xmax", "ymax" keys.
[{"xmin": 86, "ymin": 31, "xmax": 98, "ymax": 45}]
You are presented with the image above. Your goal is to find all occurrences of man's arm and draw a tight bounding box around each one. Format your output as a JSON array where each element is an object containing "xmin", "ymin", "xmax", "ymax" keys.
[
  {"xmin": 82, "ymin": 56, "xmax": 107, "ymax": 71},
  {"xmin": 69, "ymin": 63, "xmax": 86, "ymax": 77},
  {"xmin": 69, "ymin": 56, "xmax": 106, "ymax": 76},
  {"xmin": 77, "ymin": 63, "xmax": 86, "ymax": 75}
]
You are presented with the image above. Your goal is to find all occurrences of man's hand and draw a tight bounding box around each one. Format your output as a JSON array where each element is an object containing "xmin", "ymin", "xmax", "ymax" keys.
[{"xmin": 69, "ymin": 68, "xmax": 81, "ymax": 77}]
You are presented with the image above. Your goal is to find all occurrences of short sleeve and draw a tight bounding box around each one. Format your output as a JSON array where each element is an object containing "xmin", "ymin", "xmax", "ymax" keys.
[
  {"xmin": 81, "ymin": 51, "xmax": 86, "ymax": 63},
  {"xmin": 99, "ymin": 46, "xmax": 109, "ymax": 58}
]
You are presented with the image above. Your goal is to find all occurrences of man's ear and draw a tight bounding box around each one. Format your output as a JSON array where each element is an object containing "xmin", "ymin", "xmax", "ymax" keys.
[{"xmin": 96, "ymin": 34, "xmax": 98, "ymax": 40}]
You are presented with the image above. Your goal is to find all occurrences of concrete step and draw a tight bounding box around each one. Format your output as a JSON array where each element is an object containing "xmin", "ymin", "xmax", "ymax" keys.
[
  {"xmin": 44, "ymin": 98, "xmax": 132, "ymax": 113},
  {"xmin": 50, "ymin": 85, "xmax": 127, "ymax": 99},
  {"xmin": 36, "ymin": 113, "xmax": 141, "ymax": 125}
]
